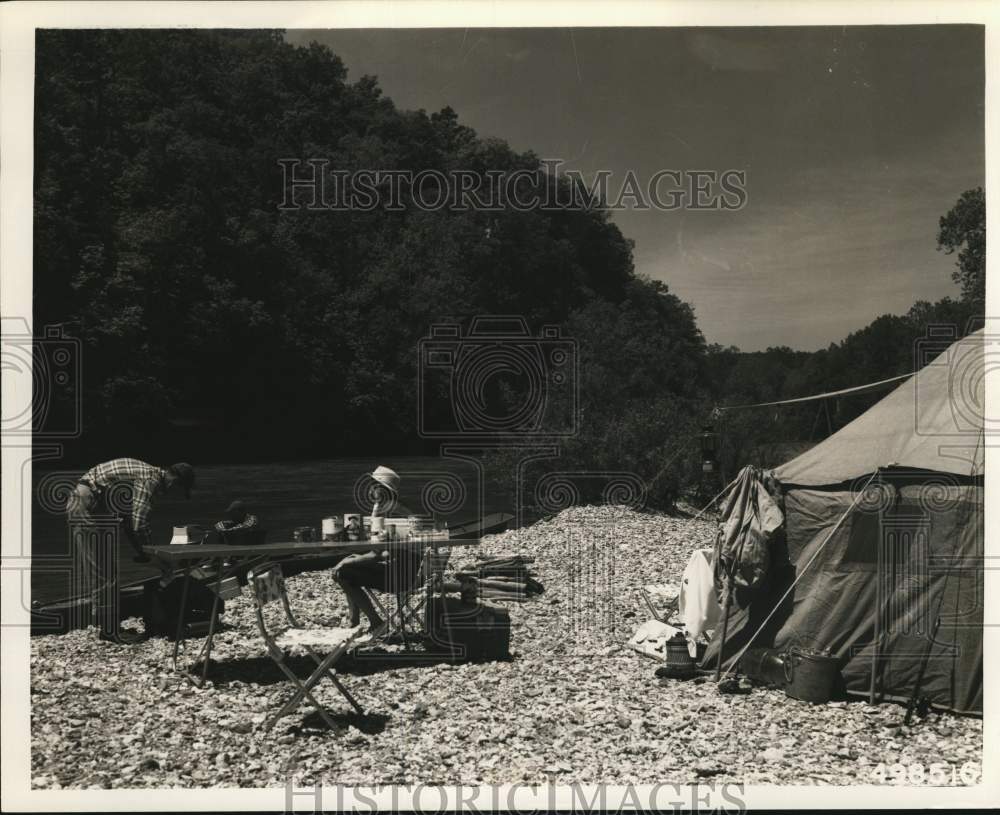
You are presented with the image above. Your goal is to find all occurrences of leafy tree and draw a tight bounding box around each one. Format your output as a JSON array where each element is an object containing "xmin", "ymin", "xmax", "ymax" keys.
[
  {"xmin": 938, "ymin": 186, "xmax": 985, "ymax": 305},
  {"xmin": 36, "ymin": 29, "xmax": 982, "ymax": 508},
  {"xmin": 33, "ymin": 29, "xmax": 683, "ymax": 471}
]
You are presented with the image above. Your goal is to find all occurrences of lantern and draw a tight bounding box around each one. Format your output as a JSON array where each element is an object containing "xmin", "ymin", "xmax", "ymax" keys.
[{"xmin": 700, "ymin": 425, "xmax": 718, "ymax": 473}]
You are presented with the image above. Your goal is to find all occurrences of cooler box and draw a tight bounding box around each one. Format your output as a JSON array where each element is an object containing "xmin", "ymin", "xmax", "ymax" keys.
[{"xmin": 424, "ymin": 596, "xmax": 511, "ymax": 662}]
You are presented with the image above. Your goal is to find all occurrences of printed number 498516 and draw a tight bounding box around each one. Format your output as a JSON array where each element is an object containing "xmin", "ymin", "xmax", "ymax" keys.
[{"xmin": 870, "ymin": 762, "xmax": 981, "ymax": 785}]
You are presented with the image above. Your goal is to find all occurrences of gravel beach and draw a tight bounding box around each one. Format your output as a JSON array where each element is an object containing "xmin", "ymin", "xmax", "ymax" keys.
[{"xmin": 30, "ymin": 506, "xmax": 983, "ymax": 789}]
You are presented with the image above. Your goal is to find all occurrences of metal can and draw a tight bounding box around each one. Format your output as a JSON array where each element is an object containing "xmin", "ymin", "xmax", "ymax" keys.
[
  {"xmin": 408, "ymin": 515, "xmax": 432, "ymax": 533},
  {"xmin": 322, "ymin": 516, "xmax": 344, "ymax": 540},
  {"xmin": 344, "ymin": 514, "xmax": 363, "ymax": 541}
]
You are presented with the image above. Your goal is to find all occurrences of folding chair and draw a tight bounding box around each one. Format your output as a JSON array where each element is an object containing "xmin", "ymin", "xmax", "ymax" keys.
[
  {"xmin": 250, "ymin": 565, "xmax": 368, "ymax": 732},
  {"xmin": 361, "ymin": 545, "xmax": 451, "ymax": 648},
  {"xmin": 640, "ymin": 583, "xmax": 680, "ymax": 623}
]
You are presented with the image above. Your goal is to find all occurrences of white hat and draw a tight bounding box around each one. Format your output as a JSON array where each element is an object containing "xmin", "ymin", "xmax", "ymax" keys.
[{"xmin": 370, "ymin": 465, "xmax": 400, "ymax": 493}]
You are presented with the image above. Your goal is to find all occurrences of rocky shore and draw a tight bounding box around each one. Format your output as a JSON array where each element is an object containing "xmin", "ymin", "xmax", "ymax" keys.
[{"xmin": 30, "ymin": 506, "xmax": 982, "ymax": 789}]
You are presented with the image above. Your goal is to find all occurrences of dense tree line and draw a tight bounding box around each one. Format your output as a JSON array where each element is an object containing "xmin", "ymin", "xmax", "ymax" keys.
[
  {"xmin": 34, "ymin": 29, "xmax": 703, "ymax": 478},
  {"xmin": 34, "ymin": 30, "xmax": 983, "ymax": 508},
  {"xmin": 706, "ymin": 296, "xmax": 983, "ymax": 481}
]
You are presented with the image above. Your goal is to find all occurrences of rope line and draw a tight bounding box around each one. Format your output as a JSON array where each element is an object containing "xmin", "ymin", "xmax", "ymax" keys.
[
  {"xmin": 716, "ymin": 373, "xmax": 912, "ymax": 411},
  {"xmin": 692, "ymin": 478, "xmax": 736, "ymax": 522},
  {"xmin": 643, "ymin": 437, "xmax": 693, "ymax": 491}
]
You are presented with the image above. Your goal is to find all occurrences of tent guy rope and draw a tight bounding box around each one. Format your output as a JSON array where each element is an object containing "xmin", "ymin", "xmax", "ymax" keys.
[{"xmin": 716, "ymin": 372, "xmax": 913, "ymax": 411}]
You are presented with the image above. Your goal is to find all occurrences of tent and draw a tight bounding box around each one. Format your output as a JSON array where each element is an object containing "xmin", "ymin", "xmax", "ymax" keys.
[{"xmin": 702, "ymin": 329, "xmax": 984, "ymax": 714}]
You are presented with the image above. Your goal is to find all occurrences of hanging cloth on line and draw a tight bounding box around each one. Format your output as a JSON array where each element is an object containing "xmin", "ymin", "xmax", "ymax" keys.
[{"xmin": 713, "ymin": 465, "xmax": 784, "ymax": 608}]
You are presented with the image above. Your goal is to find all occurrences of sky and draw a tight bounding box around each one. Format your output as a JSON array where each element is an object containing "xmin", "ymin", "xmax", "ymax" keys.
[{"xmin": 286, "ymin": 27, "xmax": 985, "ymax": 351}]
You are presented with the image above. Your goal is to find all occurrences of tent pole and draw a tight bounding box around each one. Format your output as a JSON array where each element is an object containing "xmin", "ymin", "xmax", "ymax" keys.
[
  {"xmin": 714, "ymin": 576, "xmax": 733, "ymax": 682},
  {"xmin": 904, "ymin": 616, "xmax": 941, "ymax": 725},
  {"xmin": 869, "ymin": 545, "xmax": 880, "ymax": 704},
  {"xmin": 718, "ymin": 412, "xmax": 727, "ymax": 487},
  {"xmin": 809, "ymin": 403, "xmax": 822, "ymax": 440},
  {"xmin": 869, "ymin": 469, "xmax": 883, "ymax": 705}
]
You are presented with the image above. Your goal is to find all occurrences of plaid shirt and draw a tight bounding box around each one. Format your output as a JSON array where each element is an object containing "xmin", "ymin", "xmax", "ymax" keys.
[{"xmin": 79, "ymin": 458, "xmax": 167, "ymax": 538}]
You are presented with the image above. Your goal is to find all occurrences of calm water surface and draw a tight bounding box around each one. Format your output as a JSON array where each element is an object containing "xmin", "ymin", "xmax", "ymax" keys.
[{"xmin": 31, "ymin": 456, "xmax": 514, "ymax": 604}]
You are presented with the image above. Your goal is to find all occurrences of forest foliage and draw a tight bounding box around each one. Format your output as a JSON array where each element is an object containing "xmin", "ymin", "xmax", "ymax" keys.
[{"xmin": 33, "ymin": 30, "xmax": 984, "ymax": 507}]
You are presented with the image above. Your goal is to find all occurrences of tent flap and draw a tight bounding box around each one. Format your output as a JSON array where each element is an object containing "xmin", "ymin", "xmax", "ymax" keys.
[{"xmin": 713, "ymin": 466, "xmax": 784, "ymax": 606}]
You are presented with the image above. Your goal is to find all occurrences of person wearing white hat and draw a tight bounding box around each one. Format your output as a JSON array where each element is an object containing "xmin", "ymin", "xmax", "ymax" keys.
[
  {"xmin": 369, "ymin": 465, "xmax": 401, "ymax": 518},
  {"xmin": 332, "ymin": 465, "xmax": 421, "ymax": 632}
]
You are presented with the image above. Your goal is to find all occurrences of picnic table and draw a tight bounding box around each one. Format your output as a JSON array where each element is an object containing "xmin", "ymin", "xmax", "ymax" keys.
[{"xmin": 144, "ymin": 537, "xmax": 480, "ymax": 685}]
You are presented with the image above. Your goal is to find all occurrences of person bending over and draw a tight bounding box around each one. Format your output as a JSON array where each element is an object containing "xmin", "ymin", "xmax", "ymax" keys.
[{"xmin": 66, "ymin": 458, "xmax": 194, "ymax": 642}]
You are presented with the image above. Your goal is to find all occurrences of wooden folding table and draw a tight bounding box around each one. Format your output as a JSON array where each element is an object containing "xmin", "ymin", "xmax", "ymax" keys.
[
  {"xmin": 145, "ymin": 540, "xmax": 378, "ymax": 685},
  {"xmin": 144, "ymin": 537, "xmax": 481, "ymax": 684}
]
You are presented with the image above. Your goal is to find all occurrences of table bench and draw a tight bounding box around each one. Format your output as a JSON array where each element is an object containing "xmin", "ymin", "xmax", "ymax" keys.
[{"xmin": 144, "ymin": 537, "xmax": 480, "ymax": 684}]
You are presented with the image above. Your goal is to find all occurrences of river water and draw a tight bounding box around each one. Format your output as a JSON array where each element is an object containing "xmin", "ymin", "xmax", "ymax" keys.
[{"xmin": 30, "ymin": 456, "xmax": 514, "ymax": 605}]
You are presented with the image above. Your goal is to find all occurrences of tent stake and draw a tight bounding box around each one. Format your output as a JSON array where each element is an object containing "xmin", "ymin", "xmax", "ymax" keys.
[{"xmin": 868, "ymin": 623, "xmax": 879, "ymax": 704}]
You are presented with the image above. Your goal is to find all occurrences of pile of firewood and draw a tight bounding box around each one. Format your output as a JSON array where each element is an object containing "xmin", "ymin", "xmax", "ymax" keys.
[{"xmin": 441, "ymin": 555, "xmax": 545, "ymax": 603}]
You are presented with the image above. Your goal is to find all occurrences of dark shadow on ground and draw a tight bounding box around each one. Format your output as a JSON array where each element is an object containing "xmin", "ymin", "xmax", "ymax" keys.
[
  {"xmin": 664, "ymin": 503, "xmax": 718, "ymax": 520},
  {"xmin": 342, "ymin": 643, "xmax": 515, "ymax": 674},
  {"xmin": 339, "ymin": 647, "xmax": 461, "ymax": 675},
  {"xmin": 288, "ymin": 710, "xmax": 391, "ymax": 737},
  {"xmin": 198, "ymin": 645, "xmax": 499, "ymax": 685},
  {"xmin": 195, "ymin": 655, "xmax": 317, "ymax": 685}
]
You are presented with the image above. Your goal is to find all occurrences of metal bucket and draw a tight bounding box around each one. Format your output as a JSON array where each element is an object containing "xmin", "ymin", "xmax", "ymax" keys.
[
  {"xmin": 741, "ymin": 647, "xmax": 787, "ymax": 688},
  {"xmin": 783, "ymin": 647, "xmax": 839, "ymax": 703}
]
